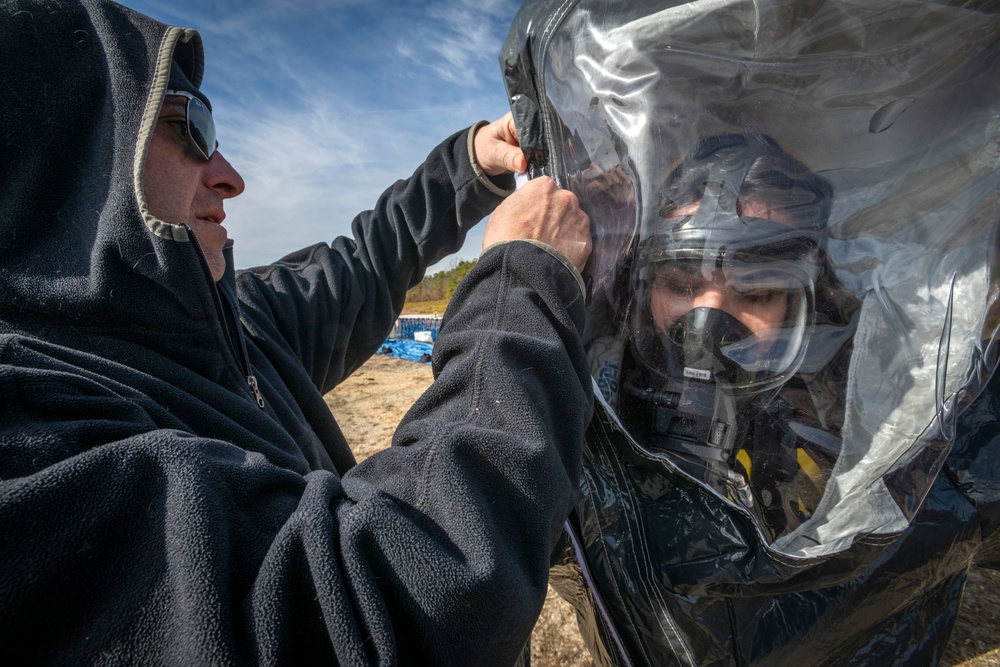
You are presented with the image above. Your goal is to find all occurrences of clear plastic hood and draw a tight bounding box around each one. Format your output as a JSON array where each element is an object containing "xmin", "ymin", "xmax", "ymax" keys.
[{"xmin": 505, "ymin": 0, "xmax": 1000, "ymax": 559}]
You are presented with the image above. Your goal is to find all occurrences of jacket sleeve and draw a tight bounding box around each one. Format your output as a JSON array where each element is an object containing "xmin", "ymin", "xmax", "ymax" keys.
[
  {"xmin": 332, "ymin": 241, "xmax": 592, "ymax": 663},
  {"xmin": 234, "ymin": 125, "xmax": 513, "ymax": 395},
  {"xmin": 0, "ymin": 242, "xmax": 592, "ymax": 665}
]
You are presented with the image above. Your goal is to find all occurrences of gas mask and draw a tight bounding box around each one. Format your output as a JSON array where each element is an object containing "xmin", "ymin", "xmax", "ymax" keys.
[{"xmin": 618, "ymin": 134, "xmax": 825, "ymax": 499}]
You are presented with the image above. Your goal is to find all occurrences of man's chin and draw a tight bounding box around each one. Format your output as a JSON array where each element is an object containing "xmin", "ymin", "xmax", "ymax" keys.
[
  {"xmin": 206, "ymin": 253, "xmax": 227, "ymax": 282},
  {"xmin": 188, "ymin": 221, "xmax": 228, "ymax": 280}
]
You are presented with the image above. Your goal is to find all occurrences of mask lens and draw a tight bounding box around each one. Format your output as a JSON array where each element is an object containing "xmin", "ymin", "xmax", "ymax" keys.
[{"xmin": 633, "ymin": 256, "xmax": 813, "ymax": 393}]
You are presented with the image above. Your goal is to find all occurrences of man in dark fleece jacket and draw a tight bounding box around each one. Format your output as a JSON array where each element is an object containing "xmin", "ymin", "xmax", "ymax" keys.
[{"xmin": 0, "ymin": 1, "xmax": 594, "ymax": 664}]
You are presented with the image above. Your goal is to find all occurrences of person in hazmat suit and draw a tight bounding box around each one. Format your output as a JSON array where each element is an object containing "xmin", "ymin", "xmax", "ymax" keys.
[
  {"xmin": 613, "ymin": 132, "xmax": 856, "ymax": 542},
  {"xmin": 500, "ymin": 0, "xmax": 1000, "ymax": 664}
]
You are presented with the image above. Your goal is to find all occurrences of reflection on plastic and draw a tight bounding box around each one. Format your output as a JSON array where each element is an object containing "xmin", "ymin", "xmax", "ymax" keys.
[
  {"xmin": 533, "ymin": 0, "xmax": 999, "ymax": 559},
  {"xmin": 501, "ymin": 0, "xmax": 1000, "ymax": 664}
]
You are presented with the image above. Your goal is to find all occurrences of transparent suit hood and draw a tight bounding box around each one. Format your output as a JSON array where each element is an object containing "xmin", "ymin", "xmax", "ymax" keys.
[{"xmin": 503, "ymin": 0, "xmax": 1000, "ymax": 558}]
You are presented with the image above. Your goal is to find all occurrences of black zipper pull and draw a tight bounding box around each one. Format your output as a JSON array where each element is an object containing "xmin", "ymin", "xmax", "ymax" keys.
[{"xmin": 248, "ymin": 374, "xmax": 265, "ymax": 409}]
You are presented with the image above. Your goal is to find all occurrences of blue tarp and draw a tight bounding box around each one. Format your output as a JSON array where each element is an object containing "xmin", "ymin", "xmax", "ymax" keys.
[{"xmin": 378, "ymin": 338, "xmax": 434, "ymax": 364}]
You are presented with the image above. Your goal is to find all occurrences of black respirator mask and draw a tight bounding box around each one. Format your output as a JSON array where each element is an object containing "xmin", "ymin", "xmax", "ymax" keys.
[{"xmin": 618, "ymin": 158, "xmax": 822, "ymax": 490}]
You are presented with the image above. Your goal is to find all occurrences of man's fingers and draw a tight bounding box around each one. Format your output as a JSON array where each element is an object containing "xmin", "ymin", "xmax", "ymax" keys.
[
  {"xmin": 503, "ymin": 113, "xmax": 519, "ymax": 141},
  {"xmin": 498, "ymin": 114, "xmax": 526, "ymax": 172},
  {"xmin": 474, "ymin": 112, "xmax": 527, "ymax": 176},
  {"xmin": 485, "ymin": 144, "xmax": 526, "ymax": 176},
  {"xmin": 483, "ymin": 176, "xmax": 592, "ymax": 272}
]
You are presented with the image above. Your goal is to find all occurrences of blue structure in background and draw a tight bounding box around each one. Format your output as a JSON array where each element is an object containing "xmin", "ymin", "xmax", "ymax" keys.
[
  {"xmin": 380, "ymin": 315, "xmax": 444, "ymax": 364},
  {"xmin": 392, "ymin": 315, "xmax": 443, "ymax": 342}
]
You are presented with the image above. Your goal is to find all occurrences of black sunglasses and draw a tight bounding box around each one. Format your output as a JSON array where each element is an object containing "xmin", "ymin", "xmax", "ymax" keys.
[{"xmin": 165, "ymin": 89, "xmax": 217, "ymax": 161}]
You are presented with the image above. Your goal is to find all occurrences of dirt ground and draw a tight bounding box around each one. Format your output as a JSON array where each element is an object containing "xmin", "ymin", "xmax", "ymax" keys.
[{"xmin": 326, "ymin": 353, "xmax": 1000, "ymax": 667}]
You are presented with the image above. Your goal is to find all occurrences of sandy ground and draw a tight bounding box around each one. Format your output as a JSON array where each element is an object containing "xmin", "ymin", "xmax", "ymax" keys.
[{"xmin": 326, "ymin": 353, "xmax": 999, "ymax": 667}]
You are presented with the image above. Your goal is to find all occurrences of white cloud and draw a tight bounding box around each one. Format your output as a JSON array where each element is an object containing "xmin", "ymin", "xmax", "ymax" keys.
[
  {"xmin": 219, "ymin": 84, "xmax": 500, "ymax": 271},
  {"xmin": 395, "ymin": 0, "xmax": 520, "ymax": 86}
]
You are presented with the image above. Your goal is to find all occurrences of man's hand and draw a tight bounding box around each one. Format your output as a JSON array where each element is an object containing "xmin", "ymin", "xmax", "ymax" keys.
[
  {"xmin": 483, "ymin": 176, "xmax": 592, "ymax": 273},
  {"xmin": 473, "ymin": 112, "xmax": 528, "ymax": 176}
]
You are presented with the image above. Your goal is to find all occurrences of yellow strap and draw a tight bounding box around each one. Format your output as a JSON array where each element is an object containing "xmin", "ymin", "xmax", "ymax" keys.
[
  {"xmin": 797, "ymin": 497, "xmax": 811, "ymax": 517},
  {"xmin": 797, "ymin": 448, "xmax": 824, "ymax": 491},
  {"xmin": 736, "ymin": 449, "xmax": 752, "ymax": 479}
]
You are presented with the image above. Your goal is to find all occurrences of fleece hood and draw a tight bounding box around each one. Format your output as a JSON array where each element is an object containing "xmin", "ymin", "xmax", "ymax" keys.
[{"xmin": 1, "ymin": 0, "xmax": 219, "ymax": 335}]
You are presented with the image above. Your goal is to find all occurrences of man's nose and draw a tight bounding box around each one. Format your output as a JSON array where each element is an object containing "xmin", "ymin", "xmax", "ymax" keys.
[{"xmin": 205, "ymin": 151, "xmax": 246, "ymax": 199}]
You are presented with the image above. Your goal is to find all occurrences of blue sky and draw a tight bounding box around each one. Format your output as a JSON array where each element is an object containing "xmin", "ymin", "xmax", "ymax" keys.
[{"xmin": 121, "ymin": 0, "xmax": 523, "ymax": 272}]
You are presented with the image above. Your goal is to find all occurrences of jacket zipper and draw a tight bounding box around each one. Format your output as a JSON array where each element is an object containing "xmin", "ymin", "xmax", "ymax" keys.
[
  {"xmin": 187, "ymin": 229, "xmax": 266, "ymax": 410},
  {"xmin": 218, "ymin": 287, "xmax": 266, "ymax": 410},
  {"xmin": 246, "ymin": 372, "xmax": 265, "ymax": 409}
]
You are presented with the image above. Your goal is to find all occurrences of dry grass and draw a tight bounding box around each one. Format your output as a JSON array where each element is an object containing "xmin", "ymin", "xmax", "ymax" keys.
[
  {"xmin": 326, "ymin": 354, "xmax": 999, "ymax": 667},
  {"xmin": 400, "ymin": 299, "xmax": 450, "ymax": 316}
]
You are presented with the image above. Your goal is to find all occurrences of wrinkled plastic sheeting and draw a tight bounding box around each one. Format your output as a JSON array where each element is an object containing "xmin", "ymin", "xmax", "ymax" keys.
[
  {"xmin": 501, "ymin": 0, "xmax": 1000, "ymax": 664},
  {"xmin": 504, "ymin": 0, "xmax": 1000, "ymax": 559}
]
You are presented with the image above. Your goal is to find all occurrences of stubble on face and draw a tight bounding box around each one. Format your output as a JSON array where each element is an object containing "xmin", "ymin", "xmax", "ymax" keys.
[{"xmin": 142, "ymin": 97, "xmax": 234, "ymax": 281}]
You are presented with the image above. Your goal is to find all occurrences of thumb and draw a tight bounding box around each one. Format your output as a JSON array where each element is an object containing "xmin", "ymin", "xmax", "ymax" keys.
[
  {"xmin": 501, "ymin": 114, "xmax": 527, "ymax": 173},
  {"xmin": 474, "ymin": 113, "xmax": 529, "ymax": 176},
  {"xmin": 504, "ymin": 146, "xmax": 528, "ymax": 175}
]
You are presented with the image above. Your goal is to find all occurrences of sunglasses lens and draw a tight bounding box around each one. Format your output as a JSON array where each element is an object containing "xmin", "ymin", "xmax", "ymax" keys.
[{"xmin": 186, "ymin": 97, "xmax": 216, "ymax": 160}]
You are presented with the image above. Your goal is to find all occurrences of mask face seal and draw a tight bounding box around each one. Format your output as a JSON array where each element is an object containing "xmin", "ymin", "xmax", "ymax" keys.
[
  {"xmin": 622, "ymin": 258, "xmax": 818, "ymax": 506},
  {"xmin": 631, "ymin": 251, "xmax": 818, "ymax": 394},
  {"xmin": 618, "ymin": 134, "xmax": 830, "ymax": 535},
  {"xmin": 668, "ymin": 307, "xmax": 757, "ymax": 385}
]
